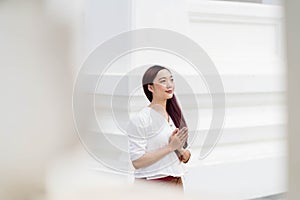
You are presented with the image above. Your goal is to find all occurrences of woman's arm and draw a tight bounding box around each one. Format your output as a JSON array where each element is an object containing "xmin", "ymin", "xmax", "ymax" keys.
[
  {"xmin": 132, "ymin": 145, "xmax": 173, "ymax": 169},
  {"xmin": 132, "ymin": 127, "xmax": 188, "ymax": 169}
]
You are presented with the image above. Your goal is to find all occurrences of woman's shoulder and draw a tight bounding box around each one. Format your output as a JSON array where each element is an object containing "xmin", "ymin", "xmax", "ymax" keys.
[
  {"xmin": 129, "ymin": 106, "xmax": 166, "ymax": 126},
  {"xmin": 130, "ymin": 107, "xmax": 151, "ymax": 122},
  {"xmin": 127, "ymin": 106, "xmax": 167, "ymax": 135},
  {"xmin": 126, "ymin": 107, "xmax": 151, "ymax": 133}
]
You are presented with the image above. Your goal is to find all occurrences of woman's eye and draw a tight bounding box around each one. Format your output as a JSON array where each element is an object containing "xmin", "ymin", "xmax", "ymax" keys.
[
  {"xmin": 171, "ymin": 78, "xmax": 174, "ymax": 82},
  {"xmin": 160, "ymin": 80, "xmax": 166, "ymax": 83}
]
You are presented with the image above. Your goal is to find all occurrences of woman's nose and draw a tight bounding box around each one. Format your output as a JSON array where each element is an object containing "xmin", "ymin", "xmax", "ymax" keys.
[{"xmin": 166, "ymin": 80, "xmax": 173, "ymax": 88}]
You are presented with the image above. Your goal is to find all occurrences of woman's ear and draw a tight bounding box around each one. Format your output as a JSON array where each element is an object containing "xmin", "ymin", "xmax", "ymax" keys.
[{"xmin": 148, "ymin": 84, "xmax": 154, "ymax": 93}]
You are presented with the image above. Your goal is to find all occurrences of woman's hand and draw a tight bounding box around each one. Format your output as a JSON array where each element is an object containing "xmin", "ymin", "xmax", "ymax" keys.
[
  {"xmin": 175, "ymin": 148, "xmax": 191, "ymax": 163},
  {"xmin": 168, "ymin": 127, "xmax": 188, "ymax": 151}
]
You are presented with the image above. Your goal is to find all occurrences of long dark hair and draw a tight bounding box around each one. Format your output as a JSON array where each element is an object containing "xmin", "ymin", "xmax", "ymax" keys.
[{"xmin": 142, "ymin": 65, "xmax": 188, "ymax": 148}]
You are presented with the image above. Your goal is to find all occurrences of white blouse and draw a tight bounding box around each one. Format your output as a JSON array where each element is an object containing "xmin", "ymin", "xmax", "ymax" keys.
[{"xmin": 126, "ymin": 106, "xmax": 187, "ymax": 179}]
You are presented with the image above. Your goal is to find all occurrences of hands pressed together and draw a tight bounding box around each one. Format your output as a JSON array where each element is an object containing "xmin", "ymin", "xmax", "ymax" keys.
[
  {"xmin": 168, "ymin": 127, "xmax": 188, "ymax": 151},
  {"xmin": 168, "ymin": 127, "xmax": 191, "ymax": 163}
]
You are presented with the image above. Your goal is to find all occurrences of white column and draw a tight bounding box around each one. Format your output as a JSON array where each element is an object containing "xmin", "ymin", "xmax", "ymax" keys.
[{"xmin": 285, "ymin": 1, "xmax": 300, "ymax": 200}]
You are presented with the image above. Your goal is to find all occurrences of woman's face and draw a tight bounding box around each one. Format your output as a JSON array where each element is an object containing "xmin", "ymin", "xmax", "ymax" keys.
[{"xmin": 148, "ymin": 69, "xmax": 174, "ymax": 100}]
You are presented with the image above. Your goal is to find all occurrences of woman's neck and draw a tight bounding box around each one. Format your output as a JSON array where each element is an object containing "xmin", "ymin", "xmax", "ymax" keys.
[{"xmin": 149, "ymin": 99, "xmax": 167, "ymax": 111}]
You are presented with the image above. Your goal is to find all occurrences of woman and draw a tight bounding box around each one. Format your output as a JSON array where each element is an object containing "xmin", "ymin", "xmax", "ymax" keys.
[{"xmin": 127, "ymin": 65, "xmax": 191, "ymax": 190}]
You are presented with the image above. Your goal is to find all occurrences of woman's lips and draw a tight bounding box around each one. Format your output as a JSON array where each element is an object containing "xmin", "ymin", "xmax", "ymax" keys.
[{"xmin": 166, "ymin": 90, "xmax": 173, "ymax": 94}]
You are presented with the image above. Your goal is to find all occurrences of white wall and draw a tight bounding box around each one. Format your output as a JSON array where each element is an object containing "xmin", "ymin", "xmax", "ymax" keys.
[
  {"xmin": 59, "ymin": 1, "xmax": 287, "ymax": 200},
  {"xmin": 184, "ymin": 1, "xmax": 287, "ymax": 198}
]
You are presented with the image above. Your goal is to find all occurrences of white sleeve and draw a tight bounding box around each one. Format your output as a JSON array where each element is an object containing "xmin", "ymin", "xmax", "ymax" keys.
[{"xmin": 126, "ymin": 116, "xmax": 147, "ymax": 161}]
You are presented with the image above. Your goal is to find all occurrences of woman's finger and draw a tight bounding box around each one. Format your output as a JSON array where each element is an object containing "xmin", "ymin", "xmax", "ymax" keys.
[
  {"xmin": 177, "ymin": 127, "xmax": 187, "ymax": 136},
  {"xmin": 171, "ymin": 128, "xmax": 179, "ymax": 136},
  {"xmin": 178, "ymin": 129, "xmax": 188, "ymax": 138},
  {"xmin": 179, "ymin": 135, "xmax": 188, "ymax": 145},
  {"xmin": 182, "ymin": 133, "xmax": 188, "ymax": 141}
]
